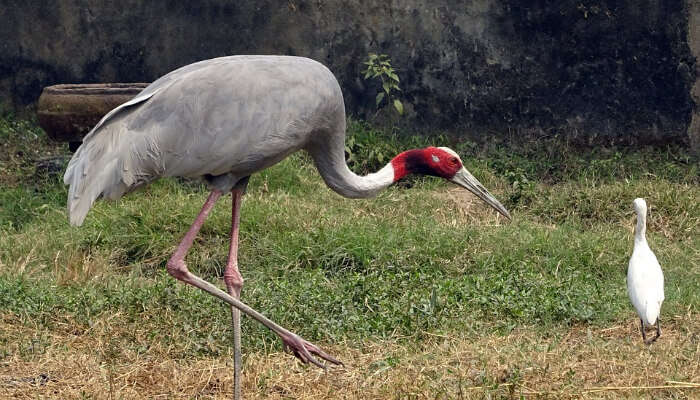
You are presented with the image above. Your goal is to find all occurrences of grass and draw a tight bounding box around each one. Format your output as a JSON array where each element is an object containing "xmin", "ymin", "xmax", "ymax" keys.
[{"xmin": 0, "ymin": 113, "xmax": 698, "ymax": 398}]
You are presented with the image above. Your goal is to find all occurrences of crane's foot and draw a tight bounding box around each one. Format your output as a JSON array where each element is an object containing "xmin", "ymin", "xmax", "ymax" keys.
[{"xmin": 279, "ymin": 332, "xmax": 343, "ymax": 369}]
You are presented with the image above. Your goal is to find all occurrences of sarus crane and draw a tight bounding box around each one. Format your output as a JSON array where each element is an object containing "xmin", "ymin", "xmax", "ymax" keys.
[
  {"xmin": 627, "ymin": 197, "xmax": 664, "ymax": 344},
  {"xmin": 64, "ymin": 55, "xmax": 511, "ymax": 399}
]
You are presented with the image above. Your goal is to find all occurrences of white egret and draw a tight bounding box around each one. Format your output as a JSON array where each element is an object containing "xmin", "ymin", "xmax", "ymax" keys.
[{"xmin": 626, "ymin": 198, "xmax": 664, "ymax": 344}]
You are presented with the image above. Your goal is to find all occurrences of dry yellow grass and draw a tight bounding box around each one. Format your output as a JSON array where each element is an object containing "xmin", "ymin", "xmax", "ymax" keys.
[
  {"xmin": 433, "ymin": 187, "xmax": 511, "ymax": 227},
  {"xmin": 2, "ymin": 311, "xmax": 698, "ymax": 399}
]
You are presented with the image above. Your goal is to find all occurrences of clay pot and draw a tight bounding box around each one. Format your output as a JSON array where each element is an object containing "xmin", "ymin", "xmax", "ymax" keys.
[{"xmin": 37, "ymin": 83, "xmax": 150, "ymax": 150}]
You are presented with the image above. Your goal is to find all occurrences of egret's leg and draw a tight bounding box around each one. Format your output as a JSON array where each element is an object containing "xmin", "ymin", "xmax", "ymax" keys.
[
  {"xmin": 653, "ymin": 319, "xmax": 661, "ymax": 342},
  {"xmin": 640, "ymin": 318, "xmax": 647, "ymax": 343},
  {"xmin": 166, "ymin": 191, "xmax": 342, "ymax": 370},
  {"xmin": 223, "ymin": 189, "xmax": 244, "ymax": 400}
]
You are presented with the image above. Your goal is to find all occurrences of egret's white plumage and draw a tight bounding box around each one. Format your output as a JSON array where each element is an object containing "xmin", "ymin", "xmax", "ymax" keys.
[{"xmin": 626, "ymin": 198, "xmax": 664, "ymax": 344}]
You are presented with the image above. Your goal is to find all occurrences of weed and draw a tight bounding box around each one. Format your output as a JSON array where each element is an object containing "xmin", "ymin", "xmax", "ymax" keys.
[{"xmin": 362, "ymin": 53, "xmax": 404, "ymax": 115}]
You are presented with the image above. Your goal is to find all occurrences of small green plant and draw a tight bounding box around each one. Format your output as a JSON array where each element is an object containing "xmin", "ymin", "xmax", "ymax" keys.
[
  {"xmin": 343, "ymin": 120, "xmax": 447, "ymax": 174},
  {"xmin": 504, "ymin": 168, "xmax": 535, "ymax": 206},
  {"xmin": 344, "ymin": 123, "xmax": 399, "ymax": 173},
  {"xmin": 362, "ymin": 53, "xmax": 404, "ymax": 115}
]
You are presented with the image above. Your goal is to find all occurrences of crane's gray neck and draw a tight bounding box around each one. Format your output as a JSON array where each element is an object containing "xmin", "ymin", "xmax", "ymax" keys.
[
  {"xmin": 308, "ymin": 141, "xmax": 395, "ymax": 199},
  {"xmin": 635, "ymin": 210, "xmax": 647, "ymax": 245}
]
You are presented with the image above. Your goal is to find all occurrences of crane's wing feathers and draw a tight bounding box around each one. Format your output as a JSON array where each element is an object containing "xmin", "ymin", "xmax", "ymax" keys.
[
  {"xmin": 78, "ymin": 56, "xmax": 237, "ymax": 146},
  {"xmin": 63, "ymin": 56, "xmax": 346, "ymax": 226},
  {"xmin": 81, "ymin": 89, "xmax": 159, "ymax": 143},
  {"xmin": 63, "ymin": 59, "xmax": 237, "ymax": 226}
]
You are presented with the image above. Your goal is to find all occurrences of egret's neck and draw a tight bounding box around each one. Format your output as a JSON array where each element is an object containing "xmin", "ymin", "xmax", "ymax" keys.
[{"xmin": 635, "ymin": 211, "xmax": 647, "ymax": 245}]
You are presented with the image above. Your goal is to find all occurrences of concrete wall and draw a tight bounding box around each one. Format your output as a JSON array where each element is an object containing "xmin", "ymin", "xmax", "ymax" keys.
[
  {"xmin": 1, "ymin": 0, "xmax": 697, "ymax": 146},
  {"xmin": 687, "ymin": 0, "xmax": 700, "ymax": 150}
]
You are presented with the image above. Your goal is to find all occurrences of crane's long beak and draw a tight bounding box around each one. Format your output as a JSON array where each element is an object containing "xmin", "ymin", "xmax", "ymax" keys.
[{"xmin": 450, "ymin": 168, "xmax": 511, "ymax": 220}]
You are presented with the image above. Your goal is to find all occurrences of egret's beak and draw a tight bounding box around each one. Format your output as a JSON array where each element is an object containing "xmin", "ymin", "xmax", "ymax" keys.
[{"xmin": 450, "ymin": 168, "xmax": 511, "ymax": 220}]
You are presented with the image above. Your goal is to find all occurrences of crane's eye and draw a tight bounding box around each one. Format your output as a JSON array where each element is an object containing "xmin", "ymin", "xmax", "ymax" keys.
[{"xmin": 449, "ymin": 156, "xmax": 458, "ymax": 165}]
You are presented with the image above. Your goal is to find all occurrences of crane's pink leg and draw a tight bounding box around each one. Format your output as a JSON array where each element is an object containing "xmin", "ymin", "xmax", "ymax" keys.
[
  {"xmin": 224, "ymin": 189, "xmax": 244, "ymax": 400},
  {"xmin": 167, "ymin": 190, "xmax": 223, "ymax": 278},
  {"xmin": 224, "ymin": 189, "xmax": 244, "ymax": 298},
  {"xmin": 166, "ymin": 190, "xmax": 342, "ymax": 370}
]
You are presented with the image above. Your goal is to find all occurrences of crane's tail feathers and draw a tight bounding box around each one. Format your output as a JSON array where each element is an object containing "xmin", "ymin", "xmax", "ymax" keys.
[
  {"xmin": 64, "ymin": 91, "xmax": 157, "ymax": 226},
  {"xmin": 66, "ymin": 157, "xmax": 128, "ymax": 226},
  {"xmin": 64, "ymin": 129, "xmax": 134, "ymax": 226}
]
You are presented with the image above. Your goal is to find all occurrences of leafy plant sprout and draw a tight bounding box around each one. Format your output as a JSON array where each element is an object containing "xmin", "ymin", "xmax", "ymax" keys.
[{"xmin": 362, "ymin": 53, "xmax": 404, "ymax": 115}]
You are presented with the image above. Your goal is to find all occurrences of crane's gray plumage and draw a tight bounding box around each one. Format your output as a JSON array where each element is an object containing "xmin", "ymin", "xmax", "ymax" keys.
[
  {"xmin": 65, "ymin": 55, "xmax": 369, "ymax": 226},
  {"xmin": 64, "ymin": 55, "xmax": 512, "ymax": 398}
]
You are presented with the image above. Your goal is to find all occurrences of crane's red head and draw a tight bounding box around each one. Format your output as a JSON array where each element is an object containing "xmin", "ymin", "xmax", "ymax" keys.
[
  {"xmin": 390, "ymin": 147, "xmax": 463, "ymax": 181},
  {"xmin": 390, "ymin": 146, "xmax": 512, "ymax": 219}
]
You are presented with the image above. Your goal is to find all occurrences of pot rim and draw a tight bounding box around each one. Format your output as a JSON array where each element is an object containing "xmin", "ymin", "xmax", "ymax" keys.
[{"xmin": 42, "ymin": 83, "xmax": 150, "ymax": 95}]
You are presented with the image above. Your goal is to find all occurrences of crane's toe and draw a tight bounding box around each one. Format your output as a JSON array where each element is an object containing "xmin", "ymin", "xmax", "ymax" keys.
[{"xmin": 280, "ymin": 332, "xmax": 343, "ymax": 368}]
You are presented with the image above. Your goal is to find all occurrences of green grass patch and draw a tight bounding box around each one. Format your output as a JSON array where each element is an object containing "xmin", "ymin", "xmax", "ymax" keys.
[{"xmin": 0, "ymin": 115, "xmax": 698, "ymax": 361}]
